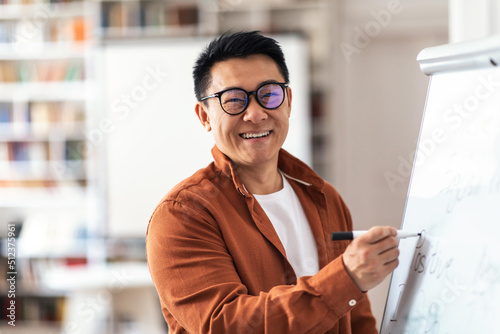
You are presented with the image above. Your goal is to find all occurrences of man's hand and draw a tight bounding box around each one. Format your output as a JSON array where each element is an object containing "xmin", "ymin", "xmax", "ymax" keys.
[{"xmin": 342, "ymin": 226, "xmax": 399, "ymax": 292}]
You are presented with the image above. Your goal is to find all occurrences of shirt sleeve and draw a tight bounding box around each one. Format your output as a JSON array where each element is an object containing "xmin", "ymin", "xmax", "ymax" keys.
[
  {"xmin": 350, "ymin": 293, "xmax": 378, "ymax": 333},
  {"xmin": 319, "ymin": 181, "xmax": 379, "ymax": 333},
  {"xmin": 146, "ymin": 199, "xmax": 367, "ymax": 334}
]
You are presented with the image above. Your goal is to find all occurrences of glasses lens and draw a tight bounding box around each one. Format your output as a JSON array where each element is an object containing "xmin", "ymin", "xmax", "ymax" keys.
[
  {"xmin": 257, "ymin": 84, "xmax": 285, "ymax": 109},
  {"xmin": 220, "ymin": 89, "xmax": 247, "ymax": 114}
]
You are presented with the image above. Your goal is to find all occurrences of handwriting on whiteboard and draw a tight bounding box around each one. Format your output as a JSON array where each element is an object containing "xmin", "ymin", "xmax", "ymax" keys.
[{"xmin": 387, "ymin": 229, "xmax": 500, "ymax": 334}]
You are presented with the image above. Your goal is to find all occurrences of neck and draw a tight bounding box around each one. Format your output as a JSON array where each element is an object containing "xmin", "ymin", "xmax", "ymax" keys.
[{"xmin": 237, "ymin": 163, "xmax": 283, "ymax": 195}]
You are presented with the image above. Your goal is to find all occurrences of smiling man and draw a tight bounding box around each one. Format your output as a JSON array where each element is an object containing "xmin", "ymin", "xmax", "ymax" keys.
[{"xmin": 146, "ymin": 31, "xmax": 400, "ymax": 334}]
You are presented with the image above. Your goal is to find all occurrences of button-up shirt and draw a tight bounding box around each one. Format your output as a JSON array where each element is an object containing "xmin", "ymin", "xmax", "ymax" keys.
[{"xmin": 146, "ymin": 146, "xmax": 377, "ymax": 333}]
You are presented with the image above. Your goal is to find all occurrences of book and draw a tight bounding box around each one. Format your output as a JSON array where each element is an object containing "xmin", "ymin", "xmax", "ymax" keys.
[
  {"xmin": 11, "ymin": 142, "xmax": 30, "ymax": 161},
  {"xmin": 29, "ymin": 101, "xmax": 52, "ymax": 135},
  {"xmin": 0, "ymin": 103, "xmax": 11, "ymax": 123},
  {"xmin": 0, "ymin": 142, "xmax": 8, "ymax": 162},
  {"xmin": 72, "ymin": 17, "xmax": 87, "ymax": 41},
  {"xmin": 0, "ymin": 59, "xmax": 85, "ymax": 82},
  {"xmin": 0, "ymin": 61, "xmax": 17, "ymax": 82},
  {"xmin": 65, "ymin": 140, "xmax": 84, "ymax": 161},
  {"xmin": 142, "ymin": 1, "xmax": 167, "ymax": 27}
]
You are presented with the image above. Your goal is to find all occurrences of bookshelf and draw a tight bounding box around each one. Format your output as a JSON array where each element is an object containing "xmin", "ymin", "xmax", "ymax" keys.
[
  {"xmin": 99, "ymin": 0, "xmax": 199, "ymax": 39},
  {"xmin": 0, "ymin": 0, "xmax": 332, "ymax": 332},
  {"xmin": 0, "ymin": 0, "xmax": 98, "ymax": 332},
  {"xmin": 0, "ymin": 0, "xmax": 95, "ymax": 193}
]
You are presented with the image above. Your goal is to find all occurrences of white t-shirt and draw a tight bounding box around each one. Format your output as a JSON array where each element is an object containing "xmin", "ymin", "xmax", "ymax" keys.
[{"xmin": 253, "ymin": 172, "xmax": 320, "ymax": 278}]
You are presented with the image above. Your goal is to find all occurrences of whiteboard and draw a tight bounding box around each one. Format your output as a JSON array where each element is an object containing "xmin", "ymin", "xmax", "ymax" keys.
[
  {"xmin": 381, "ymin": 36, "xmax": 500, "ymax": 333},
  {"xmin": 98, "ymin": 35, "xmax": 311, "ymax": 237}
]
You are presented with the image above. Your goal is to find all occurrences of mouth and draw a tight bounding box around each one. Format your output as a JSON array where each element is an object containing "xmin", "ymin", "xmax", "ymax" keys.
[{"xmin": 239, "ymin": 130, "xmax": 272, "ymax": 139}]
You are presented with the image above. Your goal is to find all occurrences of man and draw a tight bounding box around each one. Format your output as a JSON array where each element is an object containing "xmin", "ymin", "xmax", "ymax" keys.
[{"xmin": 146, "ymin": 31, "xmax": 399, "ymax": 333}]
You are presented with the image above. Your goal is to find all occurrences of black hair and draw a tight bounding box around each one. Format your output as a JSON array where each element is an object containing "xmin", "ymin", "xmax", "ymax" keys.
[{"xmin": 192, "ymin": 31, "xmax": 290, "ymax": 101}]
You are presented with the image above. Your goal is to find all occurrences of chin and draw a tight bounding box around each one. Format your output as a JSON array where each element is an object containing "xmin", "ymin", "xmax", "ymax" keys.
[{"xmin": 244, "ymin": 151, "xmax": 278, "ymax": 166}]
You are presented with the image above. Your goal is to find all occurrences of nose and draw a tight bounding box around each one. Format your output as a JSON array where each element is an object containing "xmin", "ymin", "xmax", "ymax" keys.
[{"xmin": 242, "ymin": 95, "xmax": 268, "ymax": 123}]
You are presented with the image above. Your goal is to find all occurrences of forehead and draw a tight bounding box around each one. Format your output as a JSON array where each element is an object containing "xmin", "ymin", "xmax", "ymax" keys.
[{"xmin": 209, "ymin": 54, "xmax": 284, "ymax": 91}]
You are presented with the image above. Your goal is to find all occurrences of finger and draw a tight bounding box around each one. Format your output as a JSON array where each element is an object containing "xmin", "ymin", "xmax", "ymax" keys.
[
  {"xmin": 379, "ymin": 246, "xmax": 400, "ymax": 265},
  {"xmin": 361, "ymin": 226, "xmax": 397, "ymax": 244},
  {"xmin": 384, "ymin": 257, "xmax": 400, "ymax": 272},
  {"xmin": 375, "ymin": 236, "xmax": 399, "ymax": 255}
]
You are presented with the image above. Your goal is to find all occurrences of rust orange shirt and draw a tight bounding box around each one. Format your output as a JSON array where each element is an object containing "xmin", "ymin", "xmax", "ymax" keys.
[{"xmin": 146, "ymin": 146, "xmax": 378, "ymax": 333}]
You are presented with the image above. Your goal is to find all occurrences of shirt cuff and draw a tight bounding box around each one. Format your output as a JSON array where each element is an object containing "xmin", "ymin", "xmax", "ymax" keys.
[{"xmin": 307, "ymin": 256, "xmax": 366, "ymax": 318}]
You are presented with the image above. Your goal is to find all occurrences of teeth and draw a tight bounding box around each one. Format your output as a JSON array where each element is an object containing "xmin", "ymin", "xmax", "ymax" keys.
[{"xmin": 241, "ymin": 131, "xmax": 271, "ymax": 139}]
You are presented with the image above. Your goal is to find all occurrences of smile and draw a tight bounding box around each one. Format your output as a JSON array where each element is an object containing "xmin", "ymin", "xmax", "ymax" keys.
[{"xmin": 240, "ymin": 131, "xmax": 272, "ymax": 139}]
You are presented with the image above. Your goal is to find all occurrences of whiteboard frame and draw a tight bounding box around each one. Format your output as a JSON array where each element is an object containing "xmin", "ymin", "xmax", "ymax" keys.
[
  {"xmin": 381, "ymin": 35, "xmax": 500, "ymax": 333},
  {"xmin": 417, "ymin": 35, "xmax": 500, "ymax": 75}
]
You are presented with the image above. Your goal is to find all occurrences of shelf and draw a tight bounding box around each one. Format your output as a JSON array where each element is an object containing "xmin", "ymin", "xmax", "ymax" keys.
[
  {"xmin": 2, "ymin": 241, "xmax": 87, "ymax": 261},
  {"xmin": 0, "ymin": 322, "xmax": 61, "ymax": 334},
  {"xmin": 0, "ymin": 42, "xmax": 90, "ymax": 60},
  {"xmin": 0, "ymin": 160, "xmax": 85, "ymax": 180},
  {"xmin": 0, "ymin": 285, "xmax": 67, "ymax": 297},
  {"xmin": 205, "ymin": 0, "xmax": 329, "ymax": 13},
  {"xmin": 0, "ymin": 2, "xmax": 89, "ymax": 20},
  {"xmin": 99, "ymin": 0, "xmax": 199, "ymax": 40},
  {"xmin": 100, "ymin": 24, "xmax": 198, "ymax": 39},
  {"xmin": 15, "ymin": 239, "xmax": 88, "ymax": 259},
  {"xmin": 0, "ymin": 122, "xmax": 86, "ymax": 140},
  {"xmin": 41, "ymin": 261, "xmax": 152, "ymax": 291},
  {"xmin": 0, "ymin": 1, "xmax": 99, "ymax": 332},
  {"xmin": 0, "ymin": 82, "xmax": 88, "ymax": 101},
  {"xmin": 0, "ymin": 186, "xmax": 88, "ymax": 207}
]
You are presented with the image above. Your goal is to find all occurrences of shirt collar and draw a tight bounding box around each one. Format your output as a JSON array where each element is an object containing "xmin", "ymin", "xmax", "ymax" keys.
[{"xmin": 211, "ymin": 145, "xmax": 324, "ymax": 194}]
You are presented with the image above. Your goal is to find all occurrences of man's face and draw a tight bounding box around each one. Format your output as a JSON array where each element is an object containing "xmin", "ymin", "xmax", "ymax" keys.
[{"xmin": 196, "ymin": 54, "xmax": 292, "ymax": 169}]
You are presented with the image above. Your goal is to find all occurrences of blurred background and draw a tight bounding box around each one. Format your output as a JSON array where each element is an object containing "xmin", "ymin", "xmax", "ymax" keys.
[{"xmin": 0, "ymin": 0, "xmax": 498, "ymax": 333}]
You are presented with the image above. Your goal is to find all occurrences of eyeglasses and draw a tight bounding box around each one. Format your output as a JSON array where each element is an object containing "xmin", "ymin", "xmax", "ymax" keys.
[{"xmin": 200, "ymin": 82, "xmax": 289, "ymax": 115}]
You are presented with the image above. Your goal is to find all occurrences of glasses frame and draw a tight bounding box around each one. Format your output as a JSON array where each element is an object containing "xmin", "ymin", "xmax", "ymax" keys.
[{"xmin": 199, "ymin": 82, "xmax": 289, "ymax": 115}]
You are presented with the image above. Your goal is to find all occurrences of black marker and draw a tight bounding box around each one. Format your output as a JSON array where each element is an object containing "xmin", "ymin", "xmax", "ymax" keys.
[{"xmin": 331, "ymin": 230, "xmax": 421, "ymax": 241}]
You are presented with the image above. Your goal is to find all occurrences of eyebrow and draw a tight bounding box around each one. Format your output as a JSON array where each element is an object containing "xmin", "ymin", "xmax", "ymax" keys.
[{"xmin": 221, "ymin": 79, "xmax": 284, "ymax": 92}]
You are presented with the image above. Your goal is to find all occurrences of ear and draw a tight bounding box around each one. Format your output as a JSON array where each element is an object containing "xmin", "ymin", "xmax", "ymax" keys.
[{"xmin": 195, "ymin": 101, "xmax": 212, "ymax": 132}]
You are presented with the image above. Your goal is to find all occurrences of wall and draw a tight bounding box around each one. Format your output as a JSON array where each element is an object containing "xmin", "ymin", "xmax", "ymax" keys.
[
  {"xmin": 99, "ymin": 36, "xmax": 311, "ymax": 237},
  {"xmin": 449, "ymin": 0, "xmax": 500, "ymax": 43}
]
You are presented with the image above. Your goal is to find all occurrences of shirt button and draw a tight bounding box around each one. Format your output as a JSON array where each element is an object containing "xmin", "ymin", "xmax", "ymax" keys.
[{"xmin": 349, "ymin": 299, "xmax": 357, "ymax": 307}]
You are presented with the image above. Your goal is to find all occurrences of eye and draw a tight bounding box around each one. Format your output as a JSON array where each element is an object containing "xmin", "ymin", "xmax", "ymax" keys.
[
  {"xmin": 259, "ymin": 84, "xmax": 281, "ymax": 96},
  {"xmin": 258, "ymin": 84, "xmax": 283, "ymax": 104},
  {"xmin": 221, "ymin": 90, "xmax": 246, "ymax": 104},
  {"xmin": 224, "ymin": 97, "xmax": 246, "ymax": 104},
  {"xmin": 260, "ymin": 92, "xmax": 276, "ymax": 98}
]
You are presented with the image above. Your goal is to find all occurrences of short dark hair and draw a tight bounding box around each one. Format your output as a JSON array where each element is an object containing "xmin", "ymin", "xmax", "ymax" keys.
[{"xmin": 192, "ymin": 31, "xmax": 290, "ymax": 101}]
